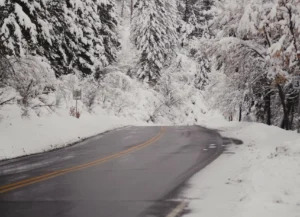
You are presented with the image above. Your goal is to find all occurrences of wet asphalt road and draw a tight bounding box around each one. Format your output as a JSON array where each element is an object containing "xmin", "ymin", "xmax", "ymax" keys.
[{"xmin": 0, "ymin": 126, "xmax": 223, "ymax": 217}]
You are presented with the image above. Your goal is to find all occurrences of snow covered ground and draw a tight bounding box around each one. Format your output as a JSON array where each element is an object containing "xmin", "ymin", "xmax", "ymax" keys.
[
  {"xmin": 0, "ymin": 105, "xmax": 137, "ymax": 161},
  {"xmin": 2, "ymin": 98, "xmax": 300, "ymax": 217},
  {"xmin": 0, "ymin": 47, "xmax": 209, "ymax": 161},
  {"xmin": 182, "ymin": 120, "xmax": 300, "ymax": 217}
]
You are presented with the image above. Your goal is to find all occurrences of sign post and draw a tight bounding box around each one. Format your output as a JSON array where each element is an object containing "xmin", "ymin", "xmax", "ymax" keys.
[
  {"xmin": 293, "ymin": 76, "xmax": 300, "ymax": 133},
  {"xmin": 73, "ymin": 89, "xmax": 82, "ymax": 118},
  {"xmin": 298, "ymin": 90, "xmax": 300, "ymax": 133},
  {"xmin": 293, "ymin": 76, "xmax": 300, "ymax": 90}
]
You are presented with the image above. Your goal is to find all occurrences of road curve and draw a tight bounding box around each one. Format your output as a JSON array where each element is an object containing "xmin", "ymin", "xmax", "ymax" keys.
[{"xmin": 0, "ymin": 126, "xmax": 223, "ymax": 217}]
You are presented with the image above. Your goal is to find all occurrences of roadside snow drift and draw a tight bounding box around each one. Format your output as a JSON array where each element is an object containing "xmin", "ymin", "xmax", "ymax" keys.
[
  {"xmin": 183, "ymin": 122, "xmax": 300, "ymax": 217},
  {"xmin": 0, "ymin": 105, "xmax": 134, "ymax": 160}
]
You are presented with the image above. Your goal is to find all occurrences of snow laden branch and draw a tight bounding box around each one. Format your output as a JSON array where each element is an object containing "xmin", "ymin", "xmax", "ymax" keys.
[{"xmin": 203, "ymin": 0, "xmax": 300, "ymax": 129}]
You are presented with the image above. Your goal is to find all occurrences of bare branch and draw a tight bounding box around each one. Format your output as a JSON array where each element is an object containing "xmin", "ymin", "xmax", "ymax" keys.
[{"xmin": 0, "ymin": 97, "xmax": 15, "ymax": 106}]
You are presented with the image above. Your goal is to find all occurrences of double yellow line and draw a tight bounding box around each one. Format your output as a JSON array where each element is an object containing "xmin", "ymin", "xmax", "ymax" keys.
[{"xmin": 0, "ymin": 127, "xmax": 166, "ymax": 194}]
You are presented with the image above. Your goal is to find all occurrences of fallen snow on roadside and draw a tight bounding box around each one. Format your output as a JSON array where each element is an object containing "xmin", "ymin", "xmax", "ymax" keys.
[
  {"xmin": 183, "ymin": 121, "xmax": 300, "ymax": 217},
  {"xmin": 0, "ymin": 105, "xmax": 136, "ymax": 161}
]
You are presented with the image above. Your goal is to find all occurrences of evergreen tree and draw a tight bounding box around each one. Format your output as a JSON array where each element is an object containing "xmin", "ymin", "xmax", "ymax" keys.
[
  {"xmin": 193, "ymin": 0, "xmax": 215, "ymax": 38},
  {"xmin": 0, "ymin": 0, "xmax": 120, "ymax": 77},
  {"xmin": 47, "ymin": 0, "xmax": 120, "ymax": 76},
  {"xmin": 178, "ymin": 0, "xmax": 216, "ymax": 40},
  {"xmin": 194, "ymin": 53, "xmax": 210, "ymax": 90},
  {"xmin": 176, "ymin": 0, "xmax": 214, "ymax": 90},
  {"xmin": 131, "ymin": 0, "xmax": 178, "ymax": 83},
  {"xmin": 0, "ymin": 0, "xmax": 49, "ymax": 56},
  {"xmin": 98, "ymin": 2, "xmax": 120, "ymax": 66}
]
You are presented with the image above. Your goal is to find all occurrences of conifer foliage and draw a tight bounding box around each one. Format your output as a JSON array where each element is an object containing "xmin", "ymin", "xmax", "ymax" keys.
[
  {"xmin": 178, "ymin": 0, "xmax": 216, "ymax": 40},
  {"xmin": 131, "ymin": 0, "xmax": 178, "ymax": 83},
  {"xmin": 0, "ymin": 0, "xmax": 120, "ymax": 77}
]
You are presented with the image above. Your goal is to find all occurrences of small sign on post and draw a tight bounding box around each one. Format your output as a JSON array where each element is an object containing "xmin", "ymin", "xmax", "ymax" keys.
[
  {"xmin": 73, "ymin": 89, "xmax": 82, "ymax": 100},
  {"xmin": 73, "ymin": 89, "xmax": 82, "ymax": 118},
  {"xmin": 293, "ymin": 76, "xmax": 300, "ymax": 90}
]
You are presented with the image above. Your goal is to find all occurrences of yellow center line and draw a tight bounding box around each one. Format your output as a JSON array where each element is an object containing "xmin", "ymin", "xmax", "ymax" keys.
[{"xmin": 0, "ymin": 127, "xmax": 166, "ymax": 194}]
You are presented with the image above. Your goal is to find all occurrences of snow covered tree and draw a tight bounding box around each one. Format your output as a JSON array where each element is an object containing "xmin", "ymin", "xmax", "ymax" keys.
[
  {"xmin": 0, "ymin": 0, "xmax": 49, "ymax": 56},
  {"xmin": 176, "ymin": 0, "xmax": 215, "ymax": 91},
  {"xmin": 178, "ymin": 0, "xmax": 216, "ymax": 43},
  {"xmin": 194, "ymin": 0, "xmax": 216, "ymax": 38},
  {"xmin": 206, "ymin": 0, "xmax": 300, "ymax": 129},
  {"xmin": 131, "ymin": 0, "xmax": 178, "ymax": 83},
  {"xmin": 0, "ymin": 0, "xmax": 120, "ymax": 77},
  {"xmin": 42, "ymin": 0, "xmax": 120, "ymax": 77},
  {"xmin": 193, "ymin": 51, "xmax": 210, "ymax": 90}
]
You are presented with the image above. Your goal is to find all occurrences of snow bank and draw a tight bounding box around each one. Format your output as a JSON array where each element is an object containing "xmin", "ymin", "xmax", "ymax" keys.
[
  {"xmin": 0, "ymin": 105, "xmax": 136, "ymax": 160},
  {"xmin": 183, "ymin": 121, "xmax": 300, "ymax": 217}
]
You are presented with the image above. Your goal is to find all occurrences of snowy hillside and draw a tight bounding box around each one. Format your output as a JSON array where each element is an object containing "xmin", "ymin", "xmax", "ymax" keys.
[
  {"xmin": 182, "ymin": 121, "xmax": 300, "ymax": 217},
  {"xmin": 1, "ymin": 0, "xmax": 298, "ymax": 128},
  {"xmin": 0, "ymin": 0, "xmax": 299, "ymax": 154},
  {"xmin": 0, "ymin": 0, "xmax": 212, "ymax": 160}
]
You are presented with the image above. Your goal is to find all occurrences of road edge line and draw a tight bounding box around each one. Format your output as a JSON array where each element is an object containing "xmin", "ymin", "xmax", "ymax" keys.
[{"xmin": 166, "ymin": 202, "xmax": 187, "ymax": 217}]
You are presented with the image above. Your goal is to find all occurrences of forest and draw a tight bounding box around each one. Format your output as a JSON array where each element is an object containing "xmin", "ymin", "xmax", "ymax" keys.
[{"xmin": 0, "ymin": 0, "xmax": 300, "ymax": 130}]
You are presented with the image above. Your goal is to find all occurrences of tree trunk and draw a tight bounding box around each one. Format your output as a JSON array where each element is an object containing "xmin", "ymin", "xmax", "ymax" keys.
[
  {"xmin": 121, "ymin": 0, "xmax": 125, "ymax": 17},
  {"xmin": 184, "ymin": 0, "xmax": 189, "ymax": 22},
  {"xmin": 298, "ymin": 92, "xmax": 300, "ymax": 133},
  {"xmin": 277, "ymin": 84, "xmax": 289, "ymax": 130},
  {"xmin": 130, "ymin": 0, "xmax": 134, "ymax": 22},
  {"xmin": 287, "ymin": 91, "xmax": 299, "ymax": 130},
  {"xmin": 239, "ymin": 105, "xmax": 242, "ymax": 122},
  {"xmin": 264, "ymin": 90, "xmax": 272, "ymax": 125},
  {"xmin": 290, "ymin": 104, "xmax": 295, "ymax": 129}
]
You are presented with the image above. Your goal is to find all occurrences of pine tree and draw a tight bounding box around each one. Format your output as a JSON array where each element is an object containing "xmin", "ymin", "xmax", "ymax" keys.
[
  {"xmin": 194, "ymin": 0, "xmax": 215, "ymax": 38},
  {"xmin": 131, "ymin": 0, "xmax": 178, "ymax": 83},
  {"xmin": 0, "ymin": 0, "xmax": 120, "ymax": 77},
  {"xmin": 98, "ymin": 2, "xmax": 120, "ymax": 66},
  {"xmin": 0, "ymin": 0, "xmax": 49, "ymax": 56},
  {"xmin": 178, "ymin": 0, "xmax": 216, "ymax": 39},
  {"xmin": 182, "ymin": 0, "xmax": 192, "ymax": 22},
  {"xmin": 194, "ymin": 53, "xmax": 210, "ymax": 90},
  {"xmin": 42, "ymin": 0, "xmax": 120, "ymax": 77}
]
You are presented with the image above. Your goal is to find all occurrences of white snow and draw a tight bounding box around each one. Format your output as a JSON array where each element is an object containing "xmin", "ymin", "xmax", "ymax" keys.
[
  {"xmin": 0, "ymin": 0, "xmax": 5, "ymax": 6},
  {"xmin": 14, "ymin": 3, "xmax": 37, "ymax": 43},
  {"xmin": 1, "ymin": 3, "xmax": 300, "ymax": 217},
  {"xmin": 182, "ymin": 120, "xmax": 300, "ymax": 217},
  {"xmin": 0, "ymin": 105, "xmax": 137, "ymax": 160}
]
